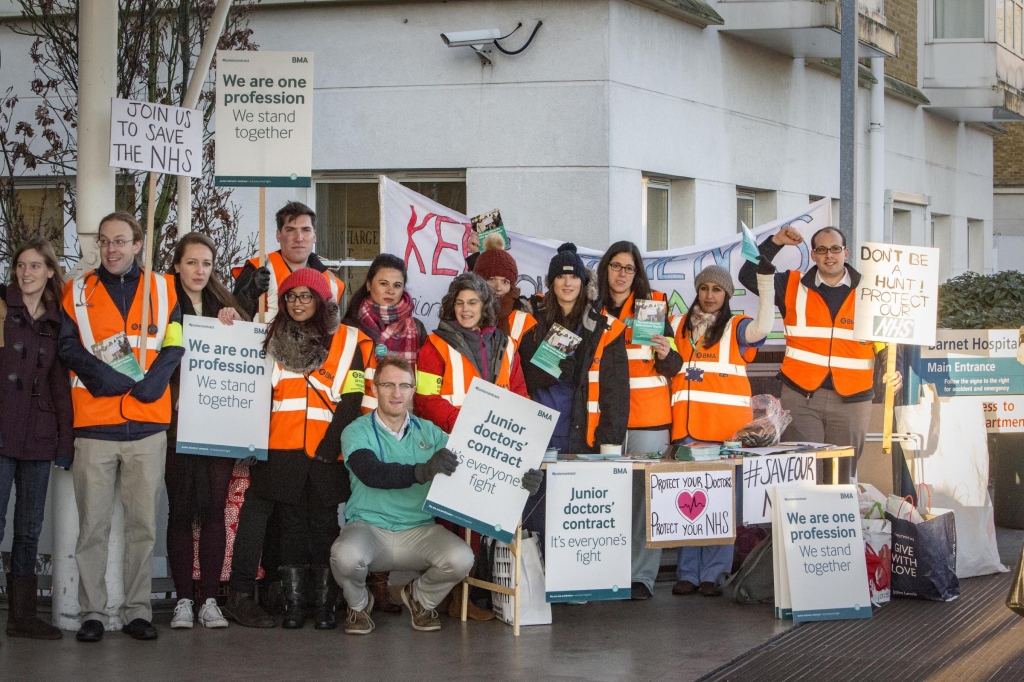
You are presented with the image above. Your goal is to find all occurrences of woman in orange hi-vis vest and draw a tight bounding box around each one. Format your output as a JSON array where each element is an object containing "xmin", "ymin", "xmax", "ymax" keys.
[
  {"xmin": 596, "ymin": 241, "xmax": 682, "ymax": 601},
  {"xmin": 225, "ymin": 269, "xmax": 365, "ymax": 632},
  {"xmin": 415, "ymin": 272, "xmax": 528, "ymax": 620},
  {"xmin": 668, "ymin": 264, "xmax": 775, "ymax": 598}
]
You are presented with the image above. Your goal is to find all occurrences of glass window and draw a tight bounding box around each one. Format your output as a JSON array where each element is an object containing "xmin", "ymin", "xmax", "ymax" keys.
[
  {"xmin": 11, "ymin": 186, "xmax": 65, "ymax": 256},
  {"xmin": 1016, "ymin": 4, "xmax": 1023, "ymax": 52},
  {"xmin": 737, "ymin": 189, "xmax": 755, "ymax": 233},
  {"xmin": 645, "ymin": 179, "xmax": 669, "ymax": 251},
  {"xmin": 934, "ymin": 0, "xmax": 985, "ymax": 39}
]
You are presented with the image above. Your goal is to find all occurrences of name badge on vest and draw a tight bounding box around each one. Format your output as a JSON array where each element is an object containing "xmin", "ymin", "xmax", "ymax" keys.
[
  {"xmin": 148, "ymin": 324, "xmax": 158, "ymax": 335},
  {"xmin": 375, "ymin": 343, "xmax": 388, "ymax": 358},
  {"xmin": 685, "ymin": 366, "xmax": 705, "ymax": 383}
]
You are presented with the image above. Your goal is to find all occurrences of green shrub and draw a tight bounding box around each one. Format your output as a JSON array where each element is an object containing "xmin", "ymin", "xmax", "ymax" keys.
[{"xmin": 937, "ymin": 271, "xmax": 1024, "ymax": 329}]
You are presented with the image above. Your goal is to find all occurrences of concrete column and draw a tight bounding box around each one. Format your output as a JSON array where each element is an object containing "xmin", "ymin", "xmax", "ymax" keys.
[{"xmin": 868, "ymin": 58, "xmax": 885, "ymax": 243}]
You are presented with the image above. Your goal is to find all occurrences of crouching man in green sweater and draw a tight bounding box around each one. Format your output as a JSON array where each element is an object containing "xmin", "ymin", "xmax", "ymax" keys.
[{"xmin": 331, "ymin": 353, "xmax": 543, "ymax": 635}]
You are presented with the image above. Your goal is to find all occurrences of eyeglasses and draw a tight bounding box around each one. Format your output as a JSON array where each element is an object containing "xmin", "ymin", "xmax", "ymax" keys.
[
  {"xmin": 98, "ymin": 238, "xmax": 134, "ymax": 249},
  {"xmin": 376, "ymin": 382, "xmax": 415, "ymax": 393},
  {"xmin": 812, "ymin": 245, "xmax": 846, "ymax": 255},
  {"xmin": 283, "ymin": 292, "xmax": 314, "ymax": 303},
  {"xmin": 609, "ymin": 262, "xmax": 637, "ymax": 275}
]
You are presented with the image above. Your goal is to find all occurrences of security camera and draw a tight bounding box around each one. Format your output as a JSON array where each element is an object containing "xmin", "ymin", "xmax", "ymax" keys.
[{"xmin": 440, "ymin": 29, "xmax": 503, "ymax": 48}]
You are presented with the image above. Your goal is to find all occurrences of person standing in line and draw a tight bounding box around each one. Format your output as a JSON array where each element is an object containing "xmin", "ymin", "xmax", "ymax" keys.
[
  {"xmin": 164, "ymin": 233, "xmax": 248, "ymax": 630},
  {"xmin": 596, "ymin": 241, "xmax": 682, "ymax": 601},
  {"xmin": 224, "ymin": 269, "xmax": 365, "ymax": 631},
  {"xmin": 59, "ymin": 212, "xmax": 184, "ymax": 642},
  {"xmin": 668, "ymin": 265, "xmax": 773, "ymax": 597},
  {"xmin": 737, "ymin": 226, "xmax": 902, "ymax": 479},
  {"xmin": 473, "ymin": 233, "xmax": 537, "ymax": 347},
  {"xmin": 0, "ymin": 238, "xmax": 71, "ymax": 641}
]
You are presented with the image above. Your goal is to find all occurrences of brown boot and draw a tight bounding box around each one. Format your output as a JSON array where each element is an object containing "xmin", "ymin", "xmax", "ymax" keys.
[
  {"xmin": 6, "ymin": 574, "xmax": 62, "ymax": 640},
  {"xmin": 447, "ymin": 584, "xmax": 494, "ymax": 621},
  {"xmin": 223, "ymin": 587, "xmax": 276, "ymax": 628},
  {"xmin": 366, "ymin": 572, "xmax": 401, "ymax": 614}
]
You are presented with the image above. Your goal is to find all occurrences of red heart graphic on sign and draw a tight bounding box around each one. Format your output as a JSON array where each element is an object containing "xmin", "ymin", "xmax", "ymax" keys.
[{"xmin": 676, "ymin": 490, "xmax": 708, "ymax": 521}]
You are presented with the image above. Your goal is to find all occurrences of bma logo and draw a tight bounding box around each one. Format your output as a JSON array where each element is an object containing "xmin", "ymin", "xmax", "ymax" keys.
[
  {"xmin": 537, "ymin": 411, "xmax": 552, "ymax": 421},
  {"xmin": 292, "ymin": 56, "xmax": 308, "ymax": 63},
  {"xmin": 872, "ymin": 315, "xmax": 914, "ymax": 339},
  {"xmin": 613, "ymin": 467, "xmax": 629, "ymax": 474},
  {"xmin": 840, "ymin": 492, "xmax": 854, "ymax": 499}
]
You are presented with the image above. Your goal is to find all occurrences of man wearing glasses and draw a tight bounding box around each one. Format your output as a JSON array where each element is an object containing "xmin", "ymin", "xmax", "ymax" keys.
[{"xmin": 739, "ymin": 226, "xmax": 901, "ymax": 478}]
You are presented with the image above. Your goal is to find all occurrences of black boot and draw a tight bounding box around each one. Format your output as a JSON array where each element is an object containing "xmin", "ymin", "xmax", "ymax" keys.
[
  {"xmin": 6, "ymin": 574, "xmax": 62, "ymax": 640},
  {"xmin": 280, "ymin": 566, "xmax": 308, "ymax": 629},
  {"xmin": 311, "ymin": 566, "xmax": 338, "ymax": 630}
]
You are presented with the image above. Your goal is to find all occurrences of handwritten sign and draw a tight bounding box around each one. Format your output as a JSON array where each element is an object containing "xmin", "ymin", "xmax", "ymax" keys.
[
  {"xmin": 109, "ymin": 98, "xmax": 202, "ymax": 177},
  {"xmin": 645, "ymin": 462, "xmax": 736, "ymax": 548},
  {"xmin": 853, "ymin": 242, "xmax": 940, "ymax": 347},
  {"xmin": 742, "ymin": 454, "xmax": 817, "ymax": 524}
]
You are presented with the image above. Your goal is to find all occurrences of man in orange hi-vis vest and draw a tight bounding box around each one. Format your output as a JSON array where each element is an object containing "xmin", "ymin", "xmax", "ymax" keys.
[
  {"xmin": 58, "ymin": 212, "xmax": 184, "ymax": 643},
  {"xmin": 738, "ymin": 225, "xmax": 902, "ymax": 479},
  {"xmin": 232, "ymin": 201, "xmax": 345, "ymax": 322}
]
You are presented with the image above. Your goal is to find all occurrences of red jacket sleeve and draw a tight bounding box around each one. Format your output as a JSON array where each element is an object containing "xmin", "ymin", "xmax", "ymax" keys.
[
  {"xmin": 414, "ymin": 340, "xmax": 461, "ymax": 433},
  {"xmin": 508, "ymin": 353, "xmax": 528, "ymax": 399}
]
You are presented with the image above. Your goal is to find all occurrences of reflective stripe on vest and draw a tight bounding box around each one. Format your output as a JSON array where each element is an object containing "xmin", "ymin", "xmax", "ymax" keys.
[
  {"xmin": 779, "ymin": 270, "xmax": 875, "ymax": 395},
  {"xmin": 427, "ymin": 334, "xmax": 515, "ymax": 408},
  {"xmin": 254, "ymin": 252, "xmax": 344, "ymax": 323},
  {"xmin": 604, "ymin": 291, "xmax": 672, "ymax": 429},
  {"xmin": 508, "ymin": 309, "xmax": 536, "ymax": 346}
]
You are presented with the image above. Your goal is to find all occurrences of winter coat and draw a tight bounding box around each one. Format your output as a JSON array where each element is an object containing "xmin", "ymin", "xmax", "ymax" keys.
[{"xmin": 0, "ymin": 286, "xmax": 74, "ymax": 462}]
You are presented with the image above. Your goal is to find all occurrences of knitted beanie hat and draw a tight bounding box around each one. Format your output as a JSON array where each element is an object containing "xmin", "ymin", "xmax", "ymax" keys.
[
  {"xmin": 279, "ymin": 267, "xmax": 331, "ymax": 302},
  {"xmin": 473, "ymin": 234, "xmax": 518, "ymax": 283},
  {"xmin": 547, "ymin": 242, "xmax": 586, "ymax": 284},
  {"xmin": 694, "ymin": 265, "xmax": 734, "ymax": 296}
]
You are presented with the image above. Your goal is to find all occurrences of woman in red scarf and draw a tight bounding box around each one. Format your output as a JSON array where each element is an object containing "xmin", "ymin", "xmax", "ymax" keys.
[{"xmin": 342, "ymin": 253, "xmax": 427, "ymax": 615}]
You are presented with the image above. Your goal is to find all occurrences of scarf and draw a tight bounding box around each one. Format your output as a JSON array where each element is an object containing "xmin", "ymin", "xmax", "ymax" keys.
[
  {"xmin": 357, "ymin": 291, "xmax": 420, "ymax": 366},
  {"xmin": 689, "ymin": 308, "xmax": 719, "ymax": 347},
  {"xmin": 266, "ymin": 302, "xmax": 340, "ymax": 374},
  {"xmin": 495, "ymin": 286, "xmax": 522, "ymax": 337}
]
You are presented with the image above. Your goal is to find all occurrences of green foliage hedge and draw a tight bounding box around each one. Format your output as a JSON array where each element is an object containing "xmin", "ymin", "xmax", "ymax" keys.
[{"xmin": 937, "ymin": 271, "xmax": 1024, "ymax": 329}]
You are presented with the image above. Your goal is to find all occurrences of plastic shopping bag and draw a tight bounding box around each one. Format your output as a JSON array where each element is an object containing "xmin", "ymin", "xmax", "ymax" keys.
[
  {"xmin": 862, "ymin": 518, "xmax": 891, "ymax": 605},
  {"xmin": 491, "ymin": 531, "xmax": 552, "ymax": 626}
]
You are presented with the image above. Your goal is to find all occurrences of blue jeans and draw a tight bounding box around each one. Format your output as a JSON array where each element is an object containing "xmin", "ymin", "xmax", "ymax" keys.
[
  {"xmin": 0, "ymin": 456, "xmax": 51, "ymax": 576},
  {"xmin": 676, "ymin": 544, "xmax": 734, "ymax": 585}
]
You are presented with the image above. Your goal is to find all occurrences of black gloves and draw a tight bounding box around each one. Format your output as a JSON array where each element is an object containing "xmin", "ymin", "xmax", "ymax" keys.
[
  {"xmin": 558, "ymin": 353, "xmax": 577, "ymax": 380},
  {"xmin": 415, "ymin": 447, "xmax": 458, "ymax": 484},
  {"xmin": 129, "ymin": 375, "xmax": 164, "ymax": 403},
  {"xmin": 756, "ymin": 255, "xmax": 776, "ymax": 275},
  {"xmin": 250, "ymin": 266, "xmax": 272, "ymax": 295},
  {"xmin": 521, "ymin": 468, "xmax": 543, "ymax": 496}
]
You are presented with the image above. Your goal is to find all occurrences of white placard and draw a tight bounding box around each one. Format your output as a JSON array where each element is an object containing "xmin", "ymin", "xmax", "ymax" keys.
[
  {"xmin": 545, "ymin": 463, "xmax": 632, "ymax": 602},
  {"xmin": 176, "ymin": 315, "xmax": 273, "ymax": 459},
  {"xmin": 853, "ymin": 242, "xmax": 940, "ymax": 346},
  {"xmin": 742, "ymin": 454, "xmax": 817, "ymax": 525},
  {"xmin": 109, "ymin": 98, "xmax": 203, "ymax": 177},
  {"xmin": 215, "ymin": 50, "xmax": 313, "ymax": 187},
  {"xmin": 773, "ymin": 485, "xmax": 872, "ymax": 622},
  {"xmin": 423, "ymin": 378, "xmax": 556, "ymax": 543},
  {"xmin": 645, "ymin": 463, "xmax": 736, "ymax": 548}
]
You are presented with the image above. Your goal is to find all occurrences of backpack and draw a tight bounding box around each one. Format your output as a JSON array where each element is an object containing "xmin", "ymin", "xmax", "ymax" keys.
[{"xmin": 721, "ymin": 536, "xmax": 774, "ymax": 604}]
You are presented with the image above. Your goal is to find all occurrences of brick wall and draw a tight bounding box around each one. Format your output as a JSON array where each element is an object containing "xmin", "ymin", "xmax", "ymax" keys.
[
  {"xmin": 884, "ymin": 0, "xmax": 918, "ymax": 86},
  {"xmin": 995, "ymin": 122, "xmax": 1024, "ymax": 187}
]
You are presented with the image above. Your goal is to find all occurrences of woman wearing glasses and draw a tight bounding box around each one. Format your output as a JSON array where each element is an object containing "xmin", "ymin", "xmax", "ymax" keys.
[
  {"xmin": 596, "ymin": 241, "xmax": 682, "ymax": 601},
  {"xmin": 0, "ymin": 238, "xmax": 70, "ymax": 641},
  {"xmin": 225, "ymin": 269, "xmax": 366, "ymax": 631}
]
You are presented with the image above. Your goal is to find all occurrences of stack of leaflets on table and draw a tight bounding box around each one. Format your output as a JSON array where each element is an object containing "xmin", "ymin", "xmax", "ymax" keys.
[
  {"xmin": 471, "ymin": 209, "xmax": 508, "ymax": 247},
  {"xmin": 92, "ymin": 332, "xmax": 144, "ymax": 381},
  {"xmin": 675, "ymin": 443, "xmax": 722, "ymax": 461},
  {"xmin": 631, "ymin": 299, "xmax": 667, "ymax": 346},
  {"xmin": 529, "ymin": 323, "xmax": 582, "ymax": 378}
]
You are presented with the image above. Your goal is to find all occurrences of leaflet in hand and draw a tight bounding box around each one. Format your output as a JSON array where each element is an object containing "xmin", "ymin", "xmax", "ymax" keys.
[
  {"xmin": 631, "ymin": 299, "xmax": 667, "ymax": 346},
  {"xmin": 92, "ymin": 332, "xmax": 144, "ymax": 381},
  {"xmin": 471, "ymin": 208, "xmax": 509, "ymax": 247},
  {"xmin": 529, "ymin": 324, "xmax": 582, "ymax": 378}
]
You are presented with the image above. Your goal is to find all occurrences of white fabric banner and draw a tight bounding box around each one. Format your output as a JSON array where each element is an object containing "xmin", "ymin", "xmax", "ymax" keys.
[{"xmin": 381, "ymin": 176, "xmax": 833, "ymax": 340}]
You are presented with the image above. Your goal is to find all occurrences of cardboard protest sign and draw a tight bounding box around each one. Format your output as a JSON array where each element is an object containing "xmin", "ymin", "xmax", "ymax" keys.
[
  {"xmin": 545, "ymin": 463, "xmax": 632, "ymax": 602},
  {"xmin": 773, "ymin": 485, "xmax": 872, "ymax": 622},
  {"xmin": 854, "ymin": 242, "xmax": 940, "ymax": 347},
  {"xmin": 423, "ymin": 378, "xmax": 556, "ymax": 543},
  {"xmin": 741, "ymin": 454, "xmax": 817, "ymax": 525},
  {"xmin": 645, "ymin": 462, "xmax": 736, "ymax": 548},
  {"xmin": 215, "ymin": 50, "xmax": 313, "ymax": 187},
  {"xmin": 176, "ymin": 316, "xmax": 273, "ymax": 459},
  {"xmin": 109, "ymin": 98, "xmax": 202, "ymax": 177}
]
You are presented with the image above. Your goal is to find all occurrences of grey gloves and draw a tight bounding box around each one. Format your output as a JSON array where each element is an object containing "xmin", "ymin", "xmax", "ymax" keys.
[
  {"xmin": 415, "ymin": 447, "xmax": 458, "ymax": 484},
  {"xmin": 521, "ymin": 468, "xmax": 543, "ymax": 496}
]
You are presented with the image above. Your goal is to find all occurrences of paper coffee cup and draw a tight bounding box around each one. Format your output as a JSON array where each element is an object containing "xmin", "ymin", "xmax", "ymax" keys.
[{"xmin": 600, "ymin": 444, "xmax": 622, "ymax": 456}]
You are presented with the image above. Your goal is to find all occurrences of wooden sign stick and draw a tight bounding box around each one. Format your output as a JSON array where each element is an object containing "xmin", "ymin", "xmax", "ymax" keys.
[
  {"xmin": 881, "ymin": 341, "xmax": 898, "ymax": 455},
  {"xmin": 138, "ymin": 171, "xmax": 158, "ymax": 370},
  {"xmin": 258, "ymin": 186, "xmax": 266, "ymax": 324}
]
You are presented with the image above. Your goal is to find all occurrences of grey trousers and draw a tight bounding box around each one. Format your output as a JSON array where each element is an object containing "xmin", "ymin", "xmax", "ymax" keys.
[
  {"xmin": 72, "ymin": 432, "xmax": 167, "ymax": 625},
  {"xmin": 626, "ymin": 428, "xmax": 669, "ymax": 592},
  {"xmin": 330, "ymin": 520, "xmax": 475, "ymax": 612},
  {"xmin": 780, "ymin": 384, "xmax": 873, "ymax": 477}
]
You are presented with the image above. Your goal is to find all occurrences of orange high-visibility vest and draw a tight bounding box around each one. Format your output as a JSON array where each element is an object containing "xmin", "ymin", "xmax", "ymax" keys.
[
  {"xmin": 358, "ymin": 336, "xmax": 382, "ymax": 414},
  {"xmin": 508, "ymin": 309, "xmax": 537, "ymax": 347},
  {"xmin": 269, "ymin": 324, "xmax": 365, "ymax": 458},
  {"xmin": 603, "ymin": 291, "xmax": 672, "ymax": 429},
  {"xmin": 247, "ymin": 251, "xmax": 344, "ymax": 322},
  {"xmin": 780, "ymin": 270, "xmax": 875, "ymax": 395},
  {"xmin": 670, "ymin": 313, "xmax": 756, "ymax": 443},
  {"xmin": 62, "ymin": 270, "xmax": 177, "ymax": 428},
  {"xmin": 585, "ymin": 316, "xmax": 628, "ymax": 448},
  {"xmin": 420, "ymin": 333, "xmax": 515, "ymax": 408}
]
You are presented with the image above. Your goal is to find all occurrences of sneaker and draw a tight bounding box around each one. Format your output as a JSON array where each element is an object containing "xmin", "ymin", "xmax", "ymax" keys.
[
  {"xmin": 344, "ymin": 594, "xmax": 375, "ymax": 635},
  {"xmin": 399, "ymin": 582, "xmax": 441, "ymax": 632},
  {"xmin": 170, "ymin": 599, "xmax": 194, "ymax": 629},
  {"xmin": 198, "ymin": 598, "xmax": 229, "ymax": 628}
]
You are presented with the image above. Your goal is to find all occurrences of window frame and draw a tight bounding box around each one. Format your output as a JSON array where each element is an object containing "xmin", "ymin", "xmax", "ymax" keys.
[
  {"xmin": 642, "ymin": 175, "xmax": 671, "ymax": 252},
  {"xmin": 736, "ymin": 187, "xmax": 756, "ymax": 234}
]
